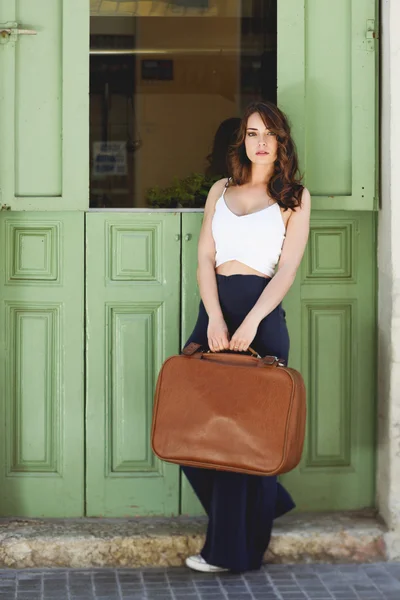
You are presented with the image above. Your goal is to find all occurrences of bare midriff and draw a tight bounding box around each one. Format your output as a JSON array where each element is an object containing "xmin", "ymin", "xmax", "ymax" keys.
[{"xmin": 215, "ymin": 260, "xmax": 271, "ymax": 279}]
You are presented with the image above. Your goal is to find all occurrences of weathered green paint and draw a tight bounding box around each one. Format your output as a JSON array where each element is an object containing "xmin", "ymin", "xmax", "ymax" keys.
[
  {"xmin": 278, "ymin": 0, "xmax": 377, "ymax": 211},
  {"xmin": 0, "ymin": 0, "xmax": 89, "ymax": 210},
  {"xmin": 180, "ymin": 211, "xmax": 376, "ymax": 515},
  {"xmin": 0, "ymin": 212, "xmax": 85, "ymax": 517},
  {"xmin": 85, "ymin": 213, "xmax": 181, "ymax": 517}
]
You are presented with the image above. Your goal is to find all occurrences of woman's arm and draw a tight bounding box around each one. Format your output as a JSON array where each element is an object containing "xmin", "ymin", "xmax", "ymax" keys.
[
  {"xmin": 197, "ymin": 178, "xmax": 230, "ymax": 352},
  {"xmin": 229, "ymin": 187, "xmax": 311, "ymax": 352}
]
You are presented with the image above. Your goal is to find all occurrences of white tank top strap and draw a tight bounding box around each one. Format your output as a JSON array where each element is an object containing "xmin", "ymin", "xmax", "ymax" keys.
[{"xmin": 221, "ymin": 180, "xmax": 229, "ymax": 197}]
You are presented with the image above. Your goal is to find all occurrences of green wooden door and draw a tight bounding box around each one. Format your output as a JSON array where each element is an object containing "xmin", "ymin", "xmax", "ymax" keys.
[
  {"xmin": 180, "ymin": 211, "xmax": 376, "ymax": 514},
  {"xmin": 86, "ymin": 213, "xmax": 181, "ymax": 516},
  {"xmin": 279, "ymin": 212, "xmax": 376, "ymax": 510},
  {"xmin": 0, "ymin": 213, "xmax": 85, "ymax": 517},
  {"xmin": 0, "ymin": 0, "xmax": 377, "ymax": 519},
  {"xmin": 0, "ymin": 0, "xmax": 88, "ymax": 516}
]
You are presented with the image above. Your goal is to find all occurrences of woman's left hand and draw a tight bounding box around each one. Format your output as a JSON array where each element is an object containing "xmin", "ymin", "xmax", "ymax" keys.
[{"xmin": 229, "ymin": 316, "xmax": 260, "ymax": 352}]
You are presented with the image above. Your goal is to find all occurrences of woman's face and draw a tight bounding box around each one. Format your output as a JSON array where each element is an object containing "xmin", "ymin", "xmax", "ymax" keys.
[{"xmin": 244, "ymin": 112, "xmax": 278, "ymax": 166}]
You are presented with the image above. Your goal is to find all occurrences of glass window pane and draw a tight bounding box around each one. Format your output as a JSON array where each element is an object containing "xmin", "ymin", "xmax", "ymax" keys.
[{"xmin": 89, "ymin": 0, "xmax": 277, "ymax": 209}]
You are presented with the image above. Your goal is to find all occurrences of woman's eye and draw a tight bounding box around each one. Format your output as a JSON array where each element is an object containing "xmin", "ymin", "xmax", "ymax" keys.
[{"xmin": 247, "ymin": 132, "xmax": 256, "ymax": 137}]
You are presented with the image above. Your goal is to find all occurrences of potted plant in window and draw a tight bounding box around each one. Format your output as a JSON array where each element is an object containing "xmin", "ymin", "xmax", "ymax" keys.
[{"xmin": 146, "ymin": 173, "xmax": 220, "ymax": 209}]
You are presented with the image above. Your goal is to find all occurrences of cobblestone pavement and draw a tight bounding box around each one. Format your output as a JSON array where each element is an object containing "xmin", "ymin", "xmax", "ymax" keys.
[{"xmin": 0, "ymin": 563, "xmax": 400, "ymax": 600}]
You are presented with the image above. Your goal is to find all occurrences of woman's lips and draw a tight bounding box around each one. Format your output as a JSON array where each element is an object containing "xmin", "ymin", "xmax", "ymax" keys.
[{"xmin": 256, "ymin": 151, "xmax": 269, "ymax": 155}]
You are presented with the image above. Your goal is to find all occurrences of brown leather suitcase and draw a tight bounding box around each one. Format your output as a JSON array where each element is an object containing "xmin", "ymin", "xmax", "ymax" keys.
[{"xmin": 151, "ymin": 342, "xmax": 306, "ymax": 476}]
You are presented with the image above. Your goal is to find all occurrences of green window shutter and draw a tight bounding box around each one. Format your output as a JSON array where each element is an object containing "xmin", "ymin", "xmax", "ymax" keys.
[
  {"xmin": 0, "ymin": 0, "xmax": 89, "ymax": 210},
  {"xmin": 278, "ymin": 0, "xmax": 377, "ymax": 210}
]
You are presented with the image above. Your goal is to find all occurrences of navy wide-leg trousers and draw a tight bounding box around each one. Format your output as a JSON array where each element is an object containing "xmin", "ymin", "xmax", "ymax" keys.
[{"xmin": 181, "ymin": 274, "xmax": 295, "ymax": 573}]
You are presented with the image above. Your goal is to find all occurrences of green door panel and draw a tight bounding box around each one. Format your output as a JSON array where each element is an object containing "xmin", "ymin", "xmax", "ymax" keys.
[
  {"xmin": 0, "ymin": 0, "xmax": 89, "ymax": 210},
  {"xmin": 180, "ymin": 211, "xmax": 376, "ymax": 514},
  {"xmin": 280, "ymin": 211, "xmax": 376, "ymax": 510},
  {"xmin": 278, "ymin": 0, "xmax": 377, "ymax": 210},
  {"xmin": 0, "ymin": 212, "xmax": 84, "ymax": 517},
  {"xmin": 86, "ymin": 212, "xmax": 181, "ymax": 517}
]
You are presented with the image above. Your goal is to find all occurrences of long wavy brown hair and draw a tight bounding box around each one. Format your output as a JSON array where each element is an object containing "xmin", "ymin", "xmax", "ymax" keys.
[{"xmin": 228, "ymin": 101, "xmax": 304, "ymax": 210}]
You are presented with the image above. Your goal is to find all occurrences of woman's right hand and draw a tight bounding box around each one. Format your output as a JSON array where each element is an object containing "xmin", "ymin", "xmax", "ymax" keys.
[{"xmin": 207, "ymin": 315, "xmax": 230, "ymax": 352}]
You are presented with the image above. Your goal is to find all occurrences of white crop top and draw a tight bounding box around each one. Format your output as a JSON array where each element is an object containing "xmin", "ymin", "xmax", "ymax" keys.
[{"xmin": 211, "ymin": 187, "xmax": 286, "ymax": 278}]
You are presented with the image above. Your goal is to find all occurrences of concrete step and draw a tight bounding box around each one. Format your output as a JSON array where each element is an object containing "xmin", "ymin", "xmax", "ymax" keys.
[{"xmin": 0, "ymin": 511, "xmax": 387, "ymax": 569}]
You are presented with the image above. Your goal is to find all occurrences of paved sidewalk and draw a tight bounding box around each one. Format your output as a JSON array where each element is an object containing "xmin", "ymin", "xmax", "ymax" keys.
[{"xmin": 0, "ymin": 563, "xmax": 399, "ymax": 600}]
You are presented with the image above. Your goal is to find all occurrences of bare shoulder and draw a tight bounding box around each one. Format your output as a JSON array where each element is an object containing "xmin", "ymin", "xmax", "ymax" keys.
[
  {"xmin": 283, "ymin": 188, "xmax": 311, "ymax": 234},
  {"xmin": 300, "ymin": 186, "xmax": 311, "ymax": 209},
  {"xmin": 288, "ymin": 186, "xmax": 311, "ymax": 218},
  {"xmin": 208, "ymin": 177, "xmax": 229, "ymax": 201},
  {"xmin": 203, "ymin": 177, "xmax": 229, "ymax": 215}
]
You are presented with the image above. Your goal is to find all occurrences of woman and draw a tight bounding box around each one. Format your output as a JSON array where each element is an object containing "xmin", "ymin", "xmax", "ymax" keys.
[{"xmin": 181, "ymin": 101, "xmax": 311, "ymax": 574}]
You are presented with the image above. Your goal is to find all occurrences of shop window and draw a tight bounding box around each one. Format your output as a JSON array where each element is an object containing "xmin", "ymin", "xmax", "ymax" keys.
[{"xmin": 89, "ymin": 0, "xmax": 277, "ymax": 209}]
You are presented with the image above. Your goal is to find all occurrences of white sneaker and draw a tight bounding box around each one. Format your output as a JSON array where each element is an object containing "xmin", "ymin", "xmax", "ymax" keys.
[{"xmin": 185, "ymin": 554, "xmax": 229, "ymax": 573}]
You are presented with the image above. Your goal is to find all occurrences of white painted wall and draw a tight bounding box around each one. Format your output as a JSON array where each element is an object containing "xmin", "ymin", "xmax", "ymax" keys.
[{"xmin": 378, "ymin": 0, "xmax": 400, "ymax": 558}]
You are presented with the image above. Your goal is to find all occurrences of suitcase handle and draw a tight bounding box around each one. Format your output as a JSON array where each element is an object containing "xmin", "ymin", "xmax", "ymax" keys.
[{"xmin": 182, "ymin": 342, "xmax": 286, "ymax": 367}]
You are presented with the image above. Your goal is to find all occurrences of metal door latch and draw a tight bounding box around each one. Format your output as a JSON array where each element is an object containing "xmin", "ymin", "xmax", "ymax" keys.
[{"xmin": 0, "ymin": 22, "xmax": 37, "ymax": 45}]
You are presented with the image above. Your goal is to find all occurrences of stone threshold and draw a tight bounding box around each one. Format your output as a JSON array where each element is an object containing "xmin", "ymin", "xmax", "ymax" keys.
[{"xmin": 0, "ymin": 510, "xmax": 387, "ymax": 569}]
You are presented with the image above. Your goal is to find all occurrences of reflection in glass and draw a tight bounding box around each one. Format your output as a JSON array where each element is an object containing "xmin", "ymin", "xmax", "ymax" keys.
[{"xmin": 89, "ymin": 1, "xmax": 277, "ymax": 209}]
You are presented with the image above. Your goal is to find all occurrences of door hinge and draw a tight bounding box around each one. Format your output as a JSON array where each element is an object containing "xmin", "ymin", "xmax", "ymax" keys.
[
  {"xmin": 0, "ymin": 22, "xmax": 37, "ymax": 45},
  {"xmin": 366, "ymin": 19, "xmax": 377, "ymax": 51}
]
